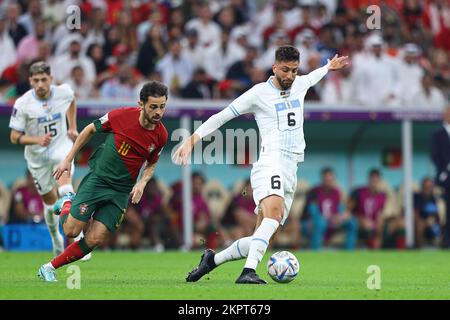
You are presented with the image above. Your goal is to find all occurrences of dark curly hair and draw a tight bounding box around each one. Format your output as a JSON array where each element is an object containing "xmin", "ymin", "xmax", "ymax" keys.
[
  {"xmin": 139, "ymin": 81, "xmax": 168, "ymax": 102},
  {"xmin": 275, "ymin": 45, "xmax": 300, "ymax": 63}
]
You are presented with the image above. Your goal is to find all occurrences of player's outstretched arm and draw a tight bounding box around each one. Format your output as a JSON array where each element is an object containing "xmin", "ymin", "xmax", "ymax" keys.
[
  {"xmin": 53, "ymin": 123, "xmax": 96, "ymax": 180},
  {"xmin": 67, "ymin": 100, "xmax": 79, "ymax": 142},
  {"xmin": 130, "ymin": 162, "xmax": 156, "ymax": 204},
  {"xmin": 326, "ymin": 54, "xmax": 349, "ymax": 71}
]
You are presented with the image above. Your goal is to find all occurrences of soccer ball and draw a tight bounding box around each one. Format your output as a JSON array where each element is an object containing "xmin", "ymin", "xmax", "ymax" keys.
[{"xmin": 267, "ymin": 251, "xmax": 299, "ymax": 283}]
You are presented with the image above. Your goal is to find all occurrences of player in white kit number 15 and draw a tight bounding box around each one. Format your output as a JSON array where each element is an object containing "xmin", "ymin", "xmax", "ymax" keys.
[
  {"xmin": 174, "ymin": 46, "xmax": 349, "ymax": 284},
  {"xmin": 9, "ymin": 61, "xmax": 81, "ymax": 257}
]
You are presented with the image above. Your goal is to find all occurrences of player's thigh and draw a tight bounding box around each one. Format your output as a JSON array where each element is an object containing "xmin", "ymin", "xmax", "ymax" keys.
[
  {"xmin": 84, "ymin": 219, "xmax": 111, "ymax": 248},
  {"xmin": 27, "ymin": 163, "xmax": 56, "ymax": 199},
  {"xmin": 69, "ymin": 172, "xmax": 101, "ymax": 225},
  {"xmin": 93, "ymin": 195, "xmax": 129, "ymax": 233},
  {"xmin": 64, "ymin": 214, "xmax": 87, "ymax": 236}
]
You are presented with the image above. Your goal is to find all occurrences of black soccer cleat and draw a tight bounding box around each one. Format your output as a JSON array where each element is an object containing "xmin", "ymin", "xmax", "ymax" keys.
[
  {"xmin": 186, "ymin": 249, "xmax": 216, "ymax": 282},
  {"xmin": 235, "ymin": 271, "xmax": 267, "ymax": 284}
]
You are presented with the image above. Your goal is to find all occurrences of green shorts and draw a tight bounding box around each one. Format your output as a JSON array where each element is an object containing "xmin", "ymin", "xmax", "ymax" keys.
[{"xmin": 70, "ymin": 171, "xmax": 129, "ymax": 232}]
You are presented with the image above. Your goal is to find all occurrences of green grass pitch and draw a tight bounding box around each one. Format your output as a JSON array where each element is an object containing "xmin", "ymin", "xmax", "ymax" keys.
[{"xmin": 1, "ymin": 250, "xmax": 449, "ymax": 300}]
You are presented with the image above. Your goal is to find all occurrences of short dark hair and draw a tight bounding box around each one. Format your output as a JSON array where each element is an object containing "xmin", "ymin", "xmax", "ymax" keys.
[
  {"xmin": 369, "ymin": 168, "xmax": 381, "ymax": 178},
  {"xmin": 321, "ymin": 167, "xmax": 334, "ymax": 176},
  {"xmin": 275, "ymin": 45, "xmax": 300, "ymax": 63},
  {"xmin": 139, "ymin": 81, "xmax": 168, "ymax": 102},
  {"xmin": 29, "ymin": 61, "xmax": 51, "ymax": 76}
]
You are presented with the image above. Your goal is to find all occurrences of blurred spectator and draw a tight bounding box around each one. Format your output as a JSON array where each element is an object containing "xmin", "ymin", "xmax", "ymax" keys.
[
  {"xmin": 156, "ymin": 38, "xmax": 194, "ymax": 97},
  {"xmin": 181, "ymin": 28, "xmax": 204, "ymax": 71},
  {"xmin": 51, "ymin": 38, "xmax": 96, "ymax": 85},
  {"xmin": 16, "ymin": 18, "xmax": 47, "ymax": 63},
  {"xmin": 10, "ymin": 171, "xmax": 44, "ymax": 224},
  {"xmin": 352, "ymin": 34, "xmax": 399, "ymax": 107},
  {"xmin": 257, "ymin": 31, "xmax": 290, "ymax": 72},
  {"xmin": 0, "ymin": 14, "xmax": 16, "ymax": 77},
  {"xmin": 181, "ymin": 68, "xmax": 212, "ymax": 99},
  {"xmin": 203, "ymin": 29, "xmax": 245, "ymax": 82},
  {"xmin": 301, "ymin": 167, "xmax": 357, "ymax": 250},
  {"xmin": 5, "ymin": 1, "xmax": 28, "ymax": 47},
  {"xmin": 262, "ymin": 6, "xmax": 288, "ymax": 49},
  {"xmin": 288, "ymin": 5, "xmax": 321, "ymax": 45},
  {"xmin": 123, "ymin": 178, "xmax": 177, "ymax": 251},
  {"xmin": 414, "ymin": 177, "xmax": 442, "ymax": 248},
  {"xmin": 102, "ymin": 25, "xmax": 120, "ymax": 59},
  {"xmin": 422, "ymin": 0, "xmax": 450, "ymax": 52},
  {"xmin": 43, "ymin": 0, "xmax": 65, "ymax": 29},
  {"xmin": 321, "ymin": 63, "xmax": 355, "ymax": 105},
  {"xmin": 404, "ymin": 72, "xmax": 447, "ymax": 109},
  {"xmin": 348, "ymin": 169, "xmax": 388, "ymax": 249},
  {"xmin": 295, "ymin": 28, "xmax": 320, "ymax": 74},
  {"xmin": 137, "ymin": 5, "xmax": 165, "ymax": 45},
  {"xmin": 100, "ymin": 64, "xmax": 136, "ymax": 99},
  {"xmin": 215, "ymin": 6, "xmax": 237, "ymax": 32},
  {"xmin": 116, "ymin": 11, "xmax": 138, "ymax": 53},
  {"xmin": 18, "ymin": 0, "xmax": 42, "ymax": 35},
  {"xmin": 86, "ymin": 43, "xmax": 109, "ymax": 89},
  {"xmin": 136, "ymin": 24, "xmax": 166, "ymax": 77},
  {"xmin": 431, "ymin": 105, "xmax": 450, "ymax": 248},
  {"xmin": 67, "ymin": 65, "xmax": 93, "ymax": 99},
  {"xmin": 225, "ymin": 46, "xmax": 258, "ymax": 95},
  {"xmin": 221, "ymin": 179, "xmax": 256, "ymax": 240},
  {"xmin": 168, "ymin": 172, "xmax": 220, "ymax": 249},
  {"xmin": 304, "ymin": 52, "xmax": 324, "ymax": 101},
  {"xmin": 395, "ymin": 43, "xmax": 425, "ymax": 102},
  {"xmin": 185, "ymin": 1, "xmax": 221, "ymax": 49}
]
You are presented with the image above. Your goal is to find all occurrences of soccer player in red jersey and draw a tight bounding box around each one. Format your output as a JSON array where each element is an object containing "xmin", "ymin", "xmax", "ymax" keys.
[{"xmin": 37, "ymin": 81, "xmax": 169, "ymax": 281}]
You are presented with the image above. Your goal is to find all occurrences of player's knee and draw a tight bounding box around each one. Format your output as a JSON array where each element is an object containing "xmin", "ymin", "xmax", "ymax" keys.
[
  {"xmin": 84, "ymin": 233, "xmax": 106, "ymax": 248},
  {"xmin": 265, "ymin": 205, "xmax": 283, "ymax": 222},
  {"xmin": 63, "ymin": 224, "xmax": 81, "ymax": 238}
]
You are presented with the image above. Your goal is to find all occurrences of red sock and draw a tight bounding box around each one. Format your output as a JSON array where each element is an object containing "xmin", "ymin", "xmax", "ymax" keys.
[
  {"xmin": 51, "ymin": 239, "xmax": 91, "ymax": 269},
  {"xmin": 60, "ymin": 201, "xmax": 72, "ymax": 220}
]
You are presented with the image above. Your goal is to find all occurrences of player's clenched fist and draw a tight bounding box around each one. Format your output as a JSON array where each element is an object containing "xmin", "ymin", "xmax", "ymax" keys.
[{"xmin": 38, "ymin": 133, "xmax": 52, "ymax": 147}]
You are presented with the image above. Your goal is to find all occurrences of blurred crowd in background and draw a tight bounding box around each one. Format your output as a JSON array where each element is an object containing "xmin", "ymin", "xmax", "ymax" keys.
[
  {"xmin": 0, "ymin": 167, "xmax": 446, "ymax": 251},
  {"xmin": 0, "ymin": 0, "xmax": 449, "ymax": 108},
  {"xmin": 0, "ymin": 0, "xmax": 449, "ymax": 251}
]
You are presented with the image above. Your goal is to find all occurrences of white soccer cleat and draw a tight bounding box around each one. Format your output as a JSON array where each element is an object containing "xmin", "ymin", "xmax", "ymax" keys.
[
  {"xmin": 81, "ymin": 252, "xmax": 92, "ymax": 262},
  {"xmin": 37, "ymin": 265, "xmax": 57, "ymax": 282}
]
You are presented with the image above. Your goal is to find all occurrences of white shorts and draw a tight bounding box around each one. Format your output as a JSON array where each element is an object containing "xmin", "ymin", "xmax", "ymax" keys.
[
  {"xmin": 250, "ymin": 157, "xmax": 298, "ymax": 225},
  {"xmin": 27, "ymin": 160, "xmax": 75, "ymax": 196}
]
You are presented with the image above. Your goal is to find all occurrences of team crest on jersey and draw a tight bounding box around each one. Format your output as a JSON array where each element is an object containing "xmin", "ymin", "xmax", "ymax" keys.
[{"xmin": 79, "ymin": 204, "xmax": 89, "ymax": 215}]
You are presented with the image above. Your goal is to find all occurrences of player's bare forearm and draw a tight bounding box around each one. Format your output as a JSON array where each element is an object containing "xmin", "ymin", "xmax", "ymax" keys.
[
  {"xmin": 67, "ymin": 100, "xmax": 77, "ymax": 131},
  {"xmin": 139, "ymin": 162, "xmax": 156, "ymax": 185},
  {"xmin": 10, "ymin": 129, "xmax": 51, "ymax": 146},
  {"xmin": 64, "ymin": 123, "xmax": 96, "ymax": 162},
  {"xmin": 130, "ymin": 162, "xmax": 156, "ymax": 204}
]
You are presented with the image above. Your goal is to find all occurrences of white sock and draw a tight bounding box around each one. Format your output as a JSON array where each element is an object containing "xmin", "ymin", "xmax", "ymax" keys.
[
  {"xmin": 214, "ymin": 236, "xmax": 252, "ymax": 266},
  {"xmin": 58, "ymin": 184, "xmax": 74, "ymax": 197},
  {"xmin": 74, "ymin": 230, "xmax": 84, "ymax": 241},
  {"xmin": 44, "ymin": 262, "xmax": 55, "ymax": 270},
  {"xmin": 44, "ymin": 203, "xmax": 64, "ymax": 252},
  {"xmin": 244, "ymin": 218, "xmax": 279, "ymax": 270}
]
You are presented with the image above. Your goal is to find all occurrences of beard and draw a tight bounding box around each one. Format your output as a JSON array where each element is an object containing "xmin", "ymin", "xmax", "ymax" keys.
[{"xmin": 275, "ymin": 75, "xmax": 293, "ymax": 90}]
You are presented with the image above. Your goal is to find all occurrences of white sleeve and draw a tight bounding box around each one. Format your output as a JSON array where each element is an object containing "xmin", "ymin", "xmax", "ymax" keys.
[
  {"xmin": 9, "ymin": 101, "xmax": 26, "ymax": 132},
  {"xmin": 194, "ymin": 88, "xmax": 255, "ymax": 139},
  {"xmin": 300, "ymin": 64, "xmax": 329, "ymax": 89}
]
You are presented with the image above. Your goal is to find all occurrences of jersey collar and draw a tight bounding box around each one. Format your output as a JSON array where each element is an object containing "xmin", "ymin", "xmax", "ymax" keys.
[{"xmin": 267, "ymin": 76, "xmax": 291, "ymax": 98}]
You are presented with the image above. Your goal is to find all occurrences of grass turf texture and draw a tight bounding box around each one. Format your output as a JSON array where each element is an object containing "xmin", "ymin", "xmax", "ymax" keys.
[{"xmin": 0, "ymin": 250, "xmax": 449, "ymax": 300}]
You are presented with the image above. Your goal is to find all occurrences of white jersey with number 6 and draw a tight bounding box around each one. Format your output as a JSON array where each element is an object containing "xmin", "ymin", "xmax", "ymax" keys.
[
  {"xmin": 9, "ymin": 84, "xmax": 75, "ymax": 168},
  {"xmin": 194, "ymin": 64, "xmax": 329, "ymax": 224}
]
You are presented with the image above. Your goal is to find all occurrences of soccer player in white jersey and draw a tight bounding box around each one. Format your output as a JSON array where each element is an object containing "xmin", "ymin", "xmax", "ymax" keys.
[
  {"xmin": 174, "ymin": 46, "xmax": 348, "ymax": 284},
  {"xmin": 8, "ymin": 61, "xmax": 83, "ymax": 257}
]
